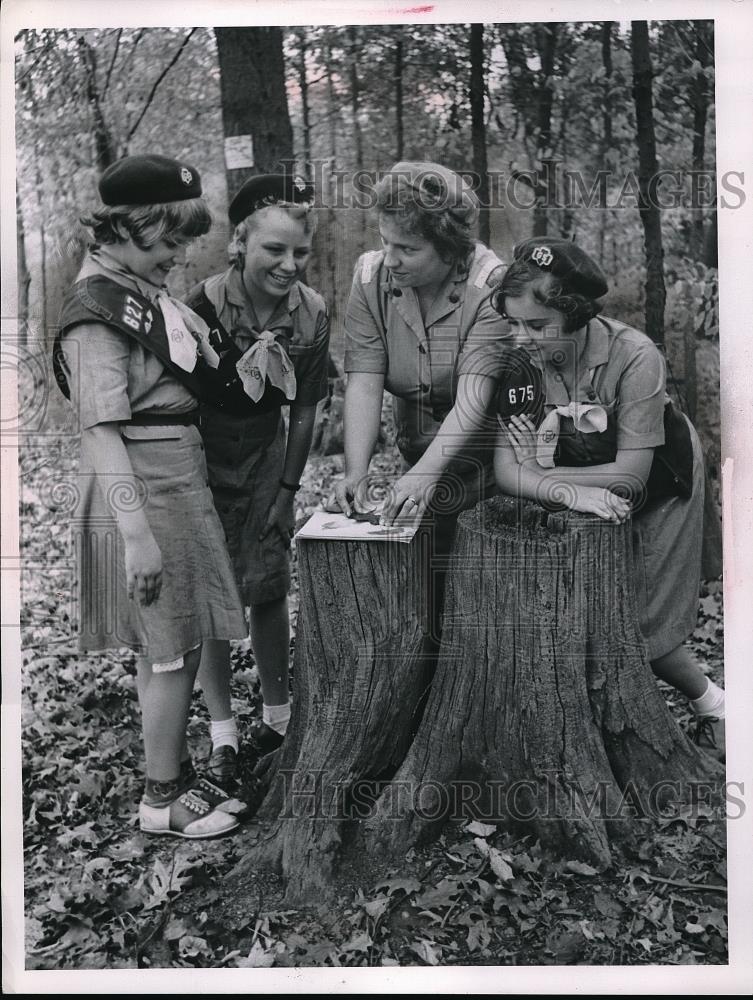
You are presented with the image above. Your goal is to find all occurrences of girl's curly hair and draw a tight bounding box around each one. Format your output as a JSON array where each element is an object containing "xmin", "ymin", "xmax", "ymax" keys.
[{"xmin": 492, "ymin": 258, "xmax": 604, "ymax": 334}]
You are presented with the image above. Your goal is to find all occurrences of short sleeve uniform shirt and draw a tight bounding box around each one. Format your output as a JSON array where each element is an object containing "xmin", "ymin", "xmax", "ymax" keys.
[{"xmin": 344, "ymin": 242, "xmax": 511, "ymax": 464}]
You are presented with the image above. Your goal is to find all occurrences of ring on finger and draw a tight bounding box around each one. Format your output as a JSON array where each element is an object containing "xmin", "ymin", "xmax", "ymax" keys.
[{"xmin": 405, "ymin": 496, "xmax": 418, "ymax": 507}]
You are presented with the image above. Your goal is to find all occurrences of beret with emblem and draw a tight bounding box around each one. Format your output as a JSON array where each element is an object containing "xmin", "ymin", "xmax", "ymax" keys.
[
  {"xmin": 229, "ymin": 173, "xmax": 315, "ymax": 225},
  {"xmin": 513, "ymin": 237, "xmax": 609, "ymax": 299},
  {"xmin": 99, "ymin": 154, "xmax": 202, "ymax": 206}
]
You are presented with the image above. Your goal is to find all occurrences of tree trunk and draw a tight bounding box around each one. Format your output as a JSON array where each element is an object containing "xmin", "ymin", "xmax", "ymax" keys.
[
  {"xmin": 470, "ymin": 24, "xmax": 490, "ymax": 246},
  {"xmin": 235, "ymin": 498, "xmax": 721, "ymax": 901},
  {"xmin": 394, "ymin": 36, "xmax": 404, "ymax": 161},
  {"xmin": 364, "ymin": 498, "xmax": 721, "ymax": 868},
  {"xmin": 77, "ymin": 36, "xmax": 117, "ymax": 170},
  {"xmin": 598, "ymin": 22, "xmax": 614, "ymax": 263},
  {"xmin": 321, "ymin": 44, "xmax": 340, "ymax": 326},
  {"xmin": 533, "ymin": 24, "xmax": 558, "ymax": 237},
  {"xmin": 233, "ymin": 533, "xmax": 432, "ymax": 904},
  {"xmin": 690, "ymin": 21, "xmax": 712, "ymax": 262},
  {"xmin": 214, "ymin": 27, "xmax": 294, "ymax": 199},
  {"xmin": 347, "ymin": 26, "xmax": 367, "ymax": 247},
  {"xmin": 16, "ymin": 192, "xmax": 31, "ymax": 345},
  {"xmin": 631, "ymin": 21, "xmax": 666, "ymax": 346},
  {"xmin": 295, "ymin": 28, "xmax": 312, "ymax": 178}
]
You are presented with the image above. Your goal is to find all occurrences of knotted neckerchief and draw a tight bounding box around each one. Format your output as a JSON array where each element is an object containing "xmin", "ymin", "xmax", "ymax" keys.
[
  {"xmin": 235, "ymin": 331, "xmax": 297, "ymax": 402},
  {"xmin": 90, "ymin": 249, "xmax": 220, "ymax": 372},
  {"xmin": 155, "ymin": 292, "xmax": 220, "ymax": 371},
  {"xmin": 536, "ymin": 401, "xmax": 608, "ymax": 468}
]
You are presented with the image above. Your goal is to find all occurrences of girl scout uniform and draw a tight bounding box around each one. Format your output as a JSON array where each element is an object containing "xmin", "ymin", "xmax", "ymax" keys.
[
  {"xmin": 187, "ymin": 268, "xmax": 330, "ymax": 606},
  {"xmin": 58, "ymin": 250, "xmax": 247, "ymax": 667},
  {"xmin": 344, "ymin": 241, "xmax": 508, "ymax": 507},
  {"xmin": 536, "ymin": 314, "xmax": 704, "ymax": 660}
]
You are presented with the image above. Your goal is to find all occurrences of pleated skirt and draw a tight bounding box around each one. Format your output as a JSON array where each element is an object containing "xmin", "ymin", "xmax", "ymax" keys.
[{"xmin": 74, "ymin": 424, "xmax": 247, "ymax": 664}]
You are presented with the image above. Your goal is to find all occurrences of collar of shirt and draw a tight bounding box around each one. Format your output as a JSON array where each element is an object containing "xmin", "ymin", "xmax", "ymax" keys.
[
  {"xmin": 224, "ymin": 266, "xmax": 300, "ymax": 337},
  {"xmin": 378, "ymin": 250, "xmax": 471, "ymax": 345},
  {"xmin": 87, "ymin": 247, "xmax": 166, "ymax": 302},
  {"xmin": 534, "ymin": 318, "xmax": 611, "ymax": 407}
]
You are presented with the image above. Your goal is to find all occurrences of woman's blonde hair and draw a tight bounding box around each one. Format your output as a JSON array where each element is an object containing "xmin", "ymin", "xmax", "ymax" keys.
[{"xmin": 228, "ymin": 202, "xmax": 317, "ymax": 268}]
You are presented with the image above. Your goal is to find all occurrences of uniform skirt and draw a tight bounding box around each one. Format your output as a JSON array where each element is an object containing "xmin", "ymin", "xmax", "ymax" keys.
[
  {"xmin": 632, "ymin": 418, "xmax": 705, "ymax": 659},
  {"xmin": 199, "ymin": 405, "xmax": 291, "ymax": 606},
  {"xmin": 74, "ymin": 423, "xmax": 247, "ymax": 664}
]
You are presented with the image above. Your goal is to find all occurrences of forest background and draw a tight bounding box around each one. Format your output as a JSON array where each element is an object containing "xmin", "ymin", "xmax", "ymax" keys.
[{"xmin": 7, "ymin": 11, "xmax": 744, "ymax": 977}]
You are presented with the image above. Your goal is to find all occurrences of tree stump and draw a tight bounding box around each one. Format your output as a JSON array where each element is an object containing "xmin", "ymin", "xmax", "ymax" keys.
[
  {"xmin": 234, "ymin": 496, "xmax": 722, "ymax": 901},
  {"xmin": 363, "ymin": 496, "xmax": 723, "ymax": 868},
  {"xmin": 233, "ymin": 529, "xmax": 434, "ymax": 904}
]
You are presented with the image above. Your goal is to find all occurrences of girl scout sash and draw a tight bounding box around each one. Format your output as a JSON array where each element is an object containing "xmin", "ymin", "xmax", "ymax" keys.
[{"xmin": 53, "ymin": 275, "xmax": 212, "ymax": 401}]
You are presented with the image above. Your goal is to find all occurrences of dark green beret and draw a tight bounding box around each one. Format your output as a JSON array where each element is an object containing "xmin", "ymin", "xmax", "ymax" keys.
[
  {"xmin": 99, "ymin": 154, "xmax": 202, "ymax": 205},
  {"xmin": 514, "ymin": 237, "xmax": 608, "ymax": 299},
  {"xmin": 229, "ymin": 173, "xmax": 315, "ymax": 225}
]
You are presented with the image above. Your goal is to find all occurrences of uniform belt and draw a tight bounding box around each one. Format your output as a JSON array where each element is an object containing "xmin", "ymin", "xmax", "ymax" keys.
[{"xmin": 123, "ymin": 410, "xmax": 200, "ymax": 427}]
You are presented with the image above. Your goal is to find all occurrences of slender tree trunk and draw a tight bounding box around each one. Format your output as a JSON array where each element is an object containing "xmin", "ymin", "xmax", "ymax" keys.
[
  {"xmin": 323, "ymin": 42, "xmax": 339, "ymax": 325},
  {"xmin": 348, "ymin": 27, "xmax": 364, "ymax": 171},
  {"xmin": 598, "ymin": 22, "xmax": 614, "ymax": 263},
  {"xmin": 214, "ymin": 27, "xmax": 294, "ymax": 199},
  {"xmin": 347, "ymin": 26, "xmax": 366, "ymax": 245},
  {"xmin": 691, "ymin": 20, "xmax": 712, "ymax": 262},
  {"xmin": 16, "ymin": 192, "xmax": 31, "ymax": 345},
  {"xmin": 296, "ymin": 28, "xmax": 312, "ymax": 179},
  {"xmin": 533, "ymin": 24, "xmax": 558, "ymax": 236},
  {"xmin": 77, "ymin": 36, "xmax": 117, "ymax": 170},
  {"xmin": 394, "ymin": 36, "xmax": 404, "ymax": 161},
  {"xmin": 470, "ymin": 24, "xmax": 490, "ymax": 246},
  {"xmin": 32, "ymin": 150, "xmax": 48, "ymax": 340},
  {"xmin": 631, "ymin": 21, "xmax": 666, "ymax": 346}
]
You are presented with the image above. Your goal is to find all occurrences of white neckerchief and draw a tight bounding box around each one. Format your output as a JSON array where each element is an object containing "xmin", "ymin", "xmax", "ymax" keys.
[
  {"xmin": 536, "ymin": 401, "xmax": 608, "ymax": 468},
  {"xmin": 236, "ymin": 332, "xmax": 297, "ymax": 402},
  {"xmin": 90, "ymin": 248, "xmax": 219, "ymax": 372}
]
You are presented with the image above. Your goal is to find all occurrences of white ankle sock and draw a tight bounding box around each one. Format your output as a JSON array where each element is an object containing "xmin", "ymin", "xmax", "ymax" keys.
[
  {"xmin": 210, "ymin": 717, "xmax": 239, "ymax": 752},
  {"xmin": 263, "ymin": 701, "xmax": 291, "ymax": 736},
  {"xmin": 690, "ymin": 679, "xmax": 725, "ymax": 718}
]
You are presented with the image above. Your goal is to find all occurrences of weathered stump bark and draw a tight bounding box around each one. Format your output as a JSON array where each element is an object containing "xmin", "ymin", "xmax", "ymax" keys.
[
  {"xmin": 233, "ymin": 531, "xmax": 432, "ymax": 903},
  {"xmin": 363, "ymin": 496, "xmax": 723, "ymax": 868}
]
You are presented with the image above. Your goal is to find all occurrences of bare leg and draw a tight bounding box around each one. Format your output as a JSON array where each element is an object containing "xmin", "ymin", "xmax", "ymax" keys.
[
  {"xmin": 197, "ymin": 638, "xmax": 233, "ymax": 721},
  {"xmin": 650, "ymin": 645, "xmax": 709, "ymax": 700},
  {"xmin": 249, "ymin": 595, "xmax": 290, "ymax": 707},
  {"xmin": 141, "ymin": 647, "xmax": 201, "ymax": 781}
]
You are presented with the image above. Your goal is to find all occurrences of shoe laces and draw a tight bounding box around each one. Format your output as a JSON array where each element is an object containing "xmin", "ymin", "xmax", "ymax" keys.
[
  {"xmin": 196, "ymin": 776, "xmax": 229, "ymax": 799},
  {"xmin": 180, "ymin": 789, "xmax": 212, "ymax": 814}
]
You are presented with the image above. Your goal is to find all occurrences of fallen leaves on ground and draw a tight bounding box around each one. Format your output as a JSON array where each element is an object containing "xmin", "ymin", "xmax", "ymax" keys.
[{"xmin": 16, "ymin": 426, "xmax": 728, "ymax": 969}]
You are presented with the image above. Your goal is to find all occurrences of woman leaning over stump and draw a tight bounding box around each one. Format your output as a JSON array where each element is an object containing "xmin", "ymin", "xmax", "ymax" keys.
[{"xmin": 334, "ymin": 160, "xmax": 512, "ymax": 641}]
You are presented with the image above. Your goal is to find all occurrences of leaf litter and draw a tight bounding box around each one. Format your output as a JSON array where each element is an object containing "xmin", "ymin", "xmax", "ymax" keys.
[{"xmin": 17, "ymin": 433, "xmax": 728, "ymax": 968}]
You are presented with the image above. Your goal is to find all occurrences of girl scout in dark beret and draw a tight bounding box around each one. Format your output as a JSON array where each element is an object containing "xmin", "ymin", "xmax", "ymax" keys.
[
  {"xmin": 185, "ymin": 174, "xmax": 330, "ymax": 787},
  {"xmin": 56, "ymin": 154, "xmax": 249, "ymax": 838},
  {"xmin": 493, "ymin": 237, "xmax": 725, "ymax": 759}
]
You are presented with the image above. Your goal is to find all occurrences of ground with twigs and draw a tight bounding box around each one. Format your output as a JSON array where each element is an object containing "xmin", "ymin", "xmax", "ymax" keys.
[{"xmin": 18, "ymin": 418, "xmax": 728, "ymax": 970}]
